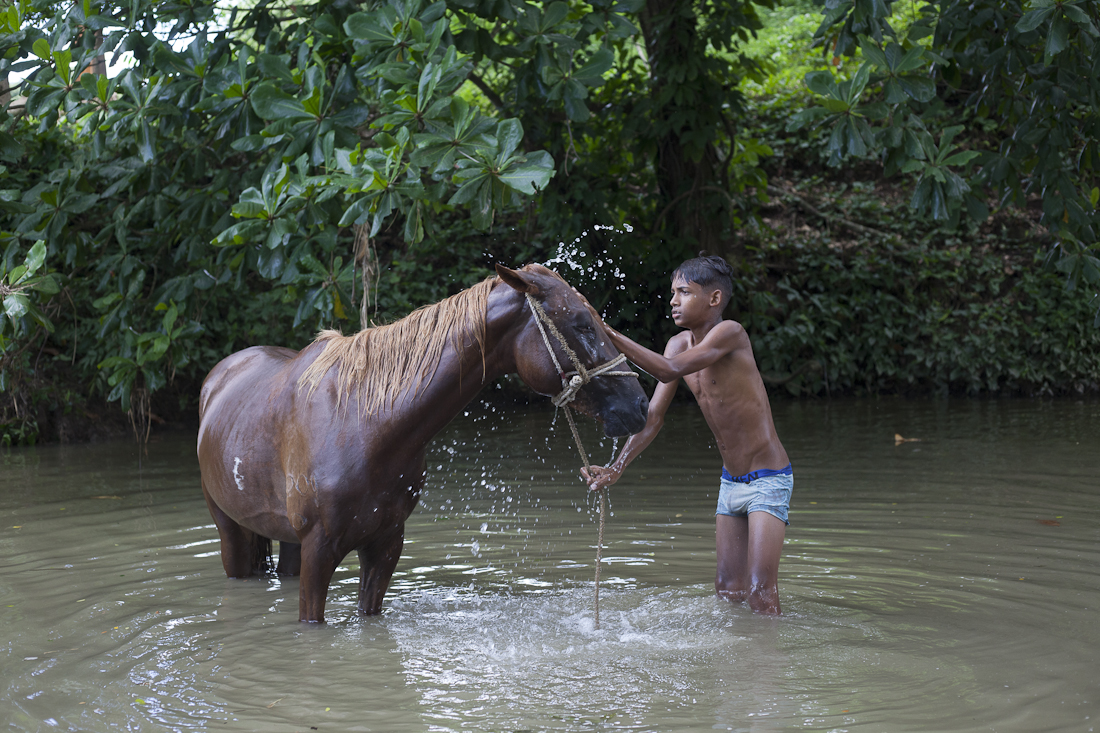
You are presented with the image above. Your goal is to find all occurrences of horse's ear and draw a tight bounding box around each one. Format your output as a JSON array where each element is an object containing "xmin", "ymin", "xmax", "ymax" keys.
[{"xmin": 495, "ymin": 264, "xmax": 539, "ymax": 295}]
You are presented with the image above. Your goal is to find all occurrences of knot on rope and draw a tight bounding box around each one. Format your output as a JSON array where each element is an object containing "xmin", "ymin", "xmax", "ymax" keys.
[{"xmin": 552, "ymin": 373, "xmax": 587, "ymax": 408}]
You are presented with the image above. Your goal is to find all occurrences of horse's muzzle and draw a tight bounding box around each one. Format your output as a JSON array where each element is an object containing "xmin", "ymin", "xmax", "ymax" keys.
[{"xmin": 601, "ymin": 393, "xmax": 649, "ymax": 437}]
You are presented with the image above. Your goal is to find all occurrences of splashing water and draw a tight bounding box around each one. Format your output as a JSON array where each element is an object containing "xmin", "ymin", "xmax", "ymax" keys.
[{"xmin": 542, "ymin": 226, "xmax": 635, "ymax": 296}]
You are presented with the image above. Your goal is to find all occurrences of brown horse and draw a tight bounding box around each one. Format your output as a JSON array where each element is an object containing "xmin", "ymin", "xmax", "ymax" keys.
[{"xmin": 196, "ymin": 264, "xmax": 648, "ymax": 622}]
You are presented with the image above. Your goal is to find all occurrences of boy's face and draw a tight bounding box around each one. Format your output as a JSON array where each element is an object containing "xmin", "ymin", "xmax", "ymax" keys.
[{"xmin": 670, "ymin": 275, "xmax": 721, "ymax": 327}]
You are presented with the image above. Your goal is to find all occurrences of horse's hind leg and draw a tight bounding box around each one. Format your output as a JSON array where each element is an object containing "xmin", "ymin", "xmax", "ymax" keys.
[
  {"xmin": 298, "ymin": 531, "xmax": 343, "ymax": 623},
  {"xmin": 276, "ymin": 542, "xmax": 301, "ymax": 576},
  {"xmin": 202, "ymin": 482, "xmax": 270, "ymax": 577},
  {"xmin": 357, "ymin": 530, "xmax": 405, "ymax": 616}
]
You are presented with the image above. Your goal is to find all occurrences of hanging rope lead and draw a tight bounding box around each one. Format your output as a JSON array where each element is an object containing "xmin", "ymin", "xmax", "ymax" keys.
[{"xmin": 525, "ymin": 294, "xmax": 638, "ymax": 629}]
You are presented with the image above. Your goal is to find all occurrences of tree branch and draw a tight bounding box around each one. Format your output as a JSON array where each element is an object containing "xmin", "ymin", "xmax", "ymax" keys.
[
  {"xmin": 466, "ymin": 71, "xmax": 506, "ymax": 114},
  {"xmin": 649, "ymin": 185, "xmax": 736, "ymax": 237},
  {"xmin": 716, "ymin": 105, "xmax": 738, "ymax": 191},
  {"xmin": 766, "ymin": 185, "xmax": 895, "ymax": 240},
  {"xmin": 761, "ymin": 359, "xmax": 821, "ymax": 386}
]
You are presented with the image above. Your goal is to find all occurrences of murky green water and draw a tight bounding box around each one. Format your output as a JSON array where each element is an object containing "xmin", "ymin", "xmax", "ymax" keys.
[{"xmin": 2, "ymin": 398, "xmax": 1098, "ymax": 732}]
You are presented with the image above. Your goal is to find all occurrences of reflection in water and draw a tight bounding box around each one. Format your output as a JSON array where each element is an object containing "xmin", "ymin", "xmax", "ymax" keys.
[{"xmin": 0, "ymin": 398, "xmax": 1098, "ymax": 732}]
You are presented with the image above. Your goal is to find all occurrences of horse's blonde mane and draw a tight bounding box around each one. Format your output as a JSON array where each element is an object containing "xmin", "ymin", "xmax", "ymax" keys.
[{"xmin": 297, "ymin": 276, "xmax": 497, "ymax": 414}]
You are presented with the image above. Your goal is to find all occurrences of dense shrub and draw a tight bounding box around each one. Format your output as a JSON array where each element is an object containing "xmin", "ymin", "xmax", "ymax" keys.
[{"xmin": 732, "ymin": 238, "xmax": 1100, "ymax": 397}]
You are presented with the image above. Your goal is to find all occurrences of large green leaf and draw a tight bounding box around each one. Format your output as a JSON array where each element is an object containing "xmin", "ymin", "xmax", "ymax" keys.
[
  {"xmin": 344, "ymin": 8, "xmax": 399, "ymax": 43},
  {"xmin": 448, "ymin": 172, "xmax": 489, "ymax": 205},
  {"xmin": 3, "ymin": 293, "xmax": 30, "ymax": 320},
  {"xmin": 898, "ymin": 75, "xmax": 936, "ymax": 102},
  {"xmin": 0, "ymin": 131, "xmax": 25, "ymax": 160},
  {"xmin": 495, "ymin": 118, "xmax": 524, "ymax": 161},
  {"xmin": 805, "ymin": 71, "xmax": 838, "ymax": 99},
  {"xmin": 1044, "ymin": 17, "xmax": 1070, "ymax": 60},
  {"xmin": 941, "ymin": 150, "xmax": 980, "ymax": 167},
  {"xmin": 574, "ymin": 47, "xmax": 613, "ymax": 85},
  {"xmin": 1016, "ymin": 7, "xmax": 1055, "ymax": 33},
  {"xmin": 25, "ymin": 241, "xmax": 47, "ymax": 277},
  {"xmin": 136, "ymin": 120, "xmax": 156, "ymax": 162},
  {"xmin": 257, "ymin": 54, "xmax": 295, "ymax": 83},
  {"xmin": 497, "ymin": 151, "xmax": 555, "ymax": 194},
  {"xmin": 250, "ymin": 83, "xmax": 310, "ymax": 120}
]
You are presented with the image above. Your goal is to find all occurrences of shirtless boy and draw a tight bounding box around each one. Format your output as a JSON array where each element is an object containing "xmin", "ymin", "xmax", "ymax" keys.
[{"xmin": 580, "ymin": 256, "xmax": 792, "ymax": 615}]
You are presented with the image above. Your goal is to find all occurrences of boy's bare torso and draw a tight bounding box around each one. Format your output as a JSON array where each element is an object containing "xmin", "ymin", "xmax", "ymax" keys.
[{"xmin": 667, "ymin": 325, "xmax": 789, "ymax": 476}]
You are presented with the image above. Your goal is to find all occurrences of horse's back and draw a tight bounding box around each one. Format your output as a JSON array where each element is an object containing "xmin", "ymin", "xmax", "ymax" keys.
[
  {"xmin": 198, "ymin": 344, "xmax": 304, "ymax": 459},
  {"xmin": 199, "ymin": 345, "xmax": 298, "ymax": 421}
]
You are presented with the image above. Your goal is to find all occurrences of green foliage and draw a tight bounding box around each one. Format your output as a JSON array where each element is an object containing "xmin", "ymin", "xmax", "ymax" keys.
[
  {"xmin": 734, "ymin": 238, "xmax": 1100, "ymax": 396},
  {"xmin": 736, "ymin": 1, "xmax": 831, "ymax": 97},
  {"xmin": 1, "ymin": 240, "xmax": 56, "ymax": 352},
  {"xmin": 0, "ymin": 0, "xmax": 633, "ymax": 422},
  {"xmin": 791, "ymin": 0, "xmax": 1100, "ymax": 296},
  {"xmin": 0, "ymin": 239, "xmax": 55, "ymax": 411},
  {"xmin": 0, "ymin": 0, "xmax": 787, "ymax": 435},
  {"xmin": 0, "ymin": 239, "xmax": 57, "ymax": 443},
  {"xmin": 492, "ymin": 0, "xmax": 778, "ymax": 254},
  {"xmin": 95, "ymin": 300, "xmax": 197, "ymax": 407},
  {"xmin": 1, "ymin": 413, "xmax": 36, "ymax": 446},
  {"xmin": 1, "ymin": 0, "xmax": 1100, "ymax": 446}
]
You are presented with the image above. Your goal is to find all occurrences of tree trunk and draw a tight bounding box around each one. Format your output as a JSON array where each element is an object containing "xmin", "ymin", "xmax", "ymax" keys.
[
  {"xmin": 78, "ymin": 28, "xmax": 107, "ymax": 79},
  {"xmin": 638, "ymin": 0, "xmax": 727, "ymax": 255}
]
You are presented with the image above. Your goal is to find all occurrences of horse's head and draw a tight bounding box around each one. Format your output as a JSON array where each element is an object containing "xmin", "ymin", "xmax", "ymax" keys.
[{"xmin": 496, "ymin": 264, "xmax": 649, "ymax": 437}]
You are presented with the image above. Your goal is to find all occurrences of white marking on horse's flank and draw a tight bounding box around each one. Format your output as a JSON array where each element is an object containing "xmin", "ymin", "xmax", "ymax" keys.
[{"xmin": 233, "ymin": 457, "xmax": 244, "ymax": 491}]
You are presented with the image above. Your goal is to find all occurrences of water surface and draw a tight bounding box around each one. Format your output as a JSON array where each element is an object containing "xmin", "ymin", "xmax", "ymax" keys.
[{"xmin": 1, "ymin": 398, "xmax": 1098, "ymax": 732}]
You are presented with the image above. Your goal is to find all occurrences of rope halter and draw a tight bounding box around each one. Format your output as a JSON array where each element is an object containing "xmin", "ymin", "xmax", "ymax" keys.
[
  {"xmin": 526, "ymin": 291, "xmax": 636, "ymax": 631},
  {"xmin": 525, "ymin": 291, "xmax": 636, "ymax": 631},
  {"xmin": 524, "ymin": 293, "xmax": 638, "ymax": 411}
]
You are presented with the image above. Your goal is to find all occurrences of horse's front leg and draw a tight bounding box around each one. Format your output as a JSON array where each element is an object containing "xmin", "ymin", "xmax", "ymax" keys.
[
  {"xmin": 357, "ymin": 529, "xmax": 405, "ymax": 616},
  {"xmin": 297, "ymin": 530, "xmax": 343, "ymax": 623}
]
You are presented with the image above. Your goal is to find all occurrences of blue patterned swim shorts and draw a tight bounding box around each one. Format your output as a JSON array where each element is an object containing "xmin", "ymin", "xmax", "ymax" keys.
[{"xmin": 716, "ymin": 464, "xmax": 793, "ymax": 525}]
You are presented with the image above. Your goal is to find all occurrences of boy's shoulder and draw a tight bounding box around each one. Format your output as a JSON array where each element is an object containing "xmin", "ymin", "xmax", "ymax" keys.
[
  {"xmin": 666, "ymin": 319, "xmax": 748, "ymax": 353},
  {"xmin": 714, "ymin": 318, "xmax": 746, "ymax": 336},
  {"xmin": 665, "ymin": 329, "xmax": 693, "ymax": 355},
  {"xmin": 668, "ymin": 330, "xmax": 692, "ymax": 347},
  {"xmin": 693, "ymin": 319, "xmax": 749, "ymax": 342},
  {"xmin": 708, "ymin": 320, "xmax": 750, "ymax": 353}
]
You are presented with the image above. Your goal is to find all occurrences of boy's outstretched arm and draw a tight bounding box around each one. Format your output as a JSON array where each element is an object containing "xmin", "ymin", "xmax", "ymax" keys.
[
  {"xmin": 569, "ymin": 286, "xmax": 744, "ymax": 383},
  {"xmin": 583, "ymin": 367, "xmax": 678, "ymax": 491},
  {"xmin": 582, "ymin": 335, "xmax": 682, "ymax": 491},
  {"xmin": 604, "ymin": 321, "xmax": 747, "ymax": 384}
]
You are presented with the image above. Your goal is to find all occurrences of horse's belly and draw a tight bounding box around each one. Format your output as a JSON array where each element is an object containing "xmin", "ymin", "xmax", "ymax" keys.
[{"xmin": 200, "ymin": 437, "xmax": 298, "ymax": 539}]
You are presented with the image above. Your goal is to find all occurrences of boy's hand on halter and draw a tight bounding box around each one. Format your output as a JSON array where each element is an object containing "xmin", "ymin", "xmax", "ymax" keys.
[{"xmin": 581, "ymin": 464, "xmax": 621, "ymax": 492}]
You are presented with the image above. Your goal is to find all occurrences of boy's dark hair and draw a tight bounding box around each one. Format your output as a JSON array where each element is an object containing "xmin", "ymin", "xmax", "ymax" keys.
[{"xmin": 672, "ymin": 255, "xmax": 734, "ymax": 309}]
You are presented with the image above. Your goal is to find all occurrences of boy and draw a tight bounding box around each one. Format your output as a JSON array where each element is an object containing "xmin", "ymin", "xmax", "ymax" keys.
[{"xmin": 580, "ymin": 255, "xmax": 792, "ymax": 615}]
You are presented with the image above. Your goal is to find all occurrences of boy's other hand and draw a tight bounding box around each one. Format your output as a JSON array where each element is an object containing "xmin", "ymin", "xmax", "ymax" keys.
[{"xmin": 581, "ymin": 465, "xmax": 621, "ymax": 492}]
